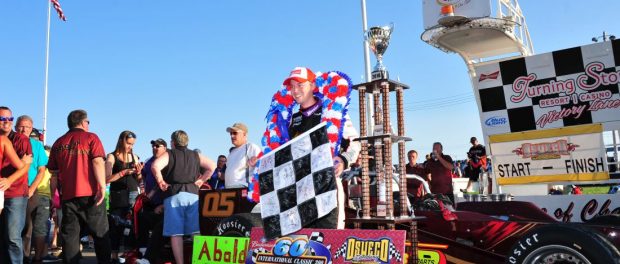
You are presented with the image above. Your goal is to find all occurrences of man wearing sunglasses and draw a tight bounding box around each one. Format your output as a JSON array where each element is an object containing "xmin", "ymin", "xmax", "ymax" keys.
[
  {"xmin": 224, "ymin": 123, "xmax": 261, "ymax": 189},
  {"xmin": 136, "ymin": 138, "xmax": 168, "ymax": 263},
  {"xmin": 48, "ymin": 109, "xmax": 111, "ymax": 264},
  {"xmin": 0, "ymin": 106, "xmax": 33, "ymax": 264}
]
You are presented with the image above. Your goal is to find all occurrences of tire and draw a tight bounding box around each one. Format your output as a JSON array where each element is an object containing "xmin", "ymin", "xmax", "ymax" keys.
[
  {"xmin": 213, "ymin": 213, "xmax": 262, "ymax": 237},
  {"xmin": 586, "ymin": 214, "xmax": 620, "ymax": 226},
  {"xmin": 506, "ymin": 224, "xmax": 620, "ymax": 264}
]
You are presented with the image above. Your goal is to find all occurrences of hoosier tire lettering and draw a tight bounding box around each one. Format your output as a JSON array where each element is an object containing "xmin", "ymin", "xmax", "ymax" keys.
[
  {"xmin": 217, "ymin": 220, "xmax": 248, "ymax": 237},
  {"xmin": 214, "ymin": 213, "xmax": 262, "ymax": 237},
  {"xmin": 508, "ymin": 233, "xmax": 539, "ymax": 263},
  {"xmin": 506, "ymin": 224, "xmax": 620, "ymax": 264}
]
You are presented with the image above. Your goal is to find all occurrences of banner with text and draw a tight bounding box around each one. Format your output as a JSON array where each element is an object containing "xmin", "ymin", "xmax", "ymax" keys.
[
  {"xmin": 490, "ymin": 124, "xmax": 609, "ymax": 185},
  {"xmin": 193, "ymin": 236, "xmax": 250, "ymax": 264},
  {"xmin": 246, "ymin": 227, "xmax": 406, "ymax": 264},
  {"xmin": 474, "ymin": 40, "xmax": 620, "ymax": 137},
  {"xmin": 514, "ymin": 194, "xmax": 620, "ymax": 223}
]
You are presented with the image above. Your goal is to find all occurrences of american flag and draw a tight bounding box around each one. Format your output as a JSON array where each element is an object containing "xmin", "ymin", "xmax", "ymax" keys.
[{"xmin": 51, "ymin": 0, "xmax": 66, "ymax": 21}]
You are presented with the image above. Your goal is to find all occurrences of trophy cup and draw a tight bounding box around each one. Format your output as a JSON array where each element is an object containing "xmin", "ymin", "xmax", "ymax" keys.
[{"xmin": 367, "ymin": 23, "xmax": 394, "ymax": 81}]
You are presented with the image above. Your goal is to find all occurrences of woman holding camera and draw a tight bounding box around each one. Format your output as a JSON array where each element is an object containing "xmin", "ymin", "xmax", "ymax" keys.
[{"xmin": 105, "ymin": 130, "xmax": 143, "ymax": 263}]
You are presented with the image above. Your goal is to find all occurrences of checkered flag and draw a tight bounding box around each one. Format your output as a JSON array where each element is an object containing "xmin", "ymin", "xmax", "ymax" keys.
[
  {"xmin": 251, "ymin": 247, "xmax": 267, "ymax": 263},
  {"xmin": 307, "ymin": 232, "xmax": 325, "ymax": 256},
  {"xmin": 258, "ymin": 123, "xmax": 336, "ymax": 239},
  {"xmin": 389, "ymin": 242, "xmax": 402, "ymax": 262},
  {"xmin": 333, "ymin": 243, "xmax": 347, "ymax": 259},
  {"xmin": 309, "ymin": 232, "xmax": 324, "ymax": 244}
]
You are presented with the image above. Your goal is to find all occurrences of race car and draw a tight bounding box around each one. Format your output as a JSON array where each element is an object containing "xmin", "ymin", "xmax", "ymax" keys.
[
  {"xmin": 401, "ymin": 175, "xmax": 620, "ymax": 263},
  {"xmin": 199, "ymin": 175, "xmax": 620, "ymax": 263}
]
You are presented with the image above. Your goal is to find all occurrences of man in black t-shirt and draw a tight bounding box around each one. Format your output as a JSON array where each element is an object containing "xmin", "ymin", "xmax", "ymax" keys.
[
  {"xmin": 405, "ymin": 150, "xmax": 428, "ymax": 199},
  {"xmin": 462, "ymin": 137, "xmax": 487, "ymax": 193}
]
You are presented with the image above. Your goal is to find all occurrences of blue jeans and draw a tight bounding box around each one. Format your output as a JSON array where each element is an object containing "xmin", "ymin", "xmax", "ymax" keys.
[{"xmin": 1, "ymin": 196, "xmax": 28, "ymax": 264}]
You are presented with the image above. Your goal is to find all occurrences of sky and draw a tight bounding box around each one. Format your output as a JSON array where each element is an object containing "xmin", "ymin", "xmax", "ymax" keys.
[{"xmin": 2, "ymin": 1, "xmax": 618, "ymax": 163}]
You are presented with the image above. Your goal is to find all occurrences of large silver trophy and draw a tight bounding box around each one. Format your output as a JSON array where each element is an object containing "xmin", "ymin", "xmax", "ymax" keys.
[{"xmin": 367, "ymin": 23, "xmax": 394, "ymax": 81}]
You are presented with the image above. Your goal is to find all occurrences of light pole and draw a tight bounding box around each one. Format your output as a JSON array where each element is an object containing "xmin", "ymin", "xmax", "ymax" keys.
[
  {"xmin": 592, "ymin": 31, "xmax": 616, "ymax": 42},
  {"xmin": 43, "ymin": 0, "xmax": 52, "ymax": 145},
  {"xmin": 360, "ymin": 0, "xmax": 375, "ymax": 135}
]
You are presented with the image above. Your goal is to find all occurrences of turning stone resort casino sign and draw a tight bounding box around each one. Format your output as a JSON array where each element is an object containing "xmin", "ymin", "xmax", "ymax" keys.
[
  {"xmin": 471, "ymin": 40, "xmax": 620, "ymax": 184},
  {"xmin": 473, "ymin": 40, "xmax": 620, "ymax": 137}
]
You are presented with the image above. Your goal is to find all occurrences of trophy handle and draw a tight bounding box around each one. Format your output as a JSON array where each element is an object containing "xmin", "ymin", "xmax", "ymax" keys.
[{"xmin": 388, "ymin": 22, "xmax": 395, "ymax": 34}]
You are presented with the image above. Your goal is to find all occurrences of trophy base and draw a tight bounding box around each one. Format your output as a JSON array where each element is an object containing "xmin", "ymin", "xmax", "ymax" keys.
[
  {"xmin": 371, "ymin": 70, "xmax": 389, "ymax": 81},
  {"xmin": 376, "ymin": 203, "xmax": 387, "ymax": 217}
]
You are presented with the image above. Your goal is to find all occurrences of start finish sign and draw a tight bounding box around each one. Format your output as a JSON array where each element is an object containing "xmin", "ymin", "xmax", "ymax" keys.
[
  {"xmin": 490, "ymin": 124, "xmax": 609, "ymax": 185},
  {"xmin": 192, "ymin": 236, "xmax": 249, "ymax": 264}
]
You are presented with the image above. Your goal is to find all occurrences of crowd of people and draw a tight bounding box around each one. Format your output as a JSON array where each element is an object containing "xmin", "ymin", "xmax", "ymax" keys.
[
  {"xmin": 0, "ymin": 107, "xmax": 215, "ymax": 264},
  {"xmin": 0, "ymin": 67, "xmax": 492, "ymax": 264},
  {"xmin": 404, "ymin": 137, "xmax": 490, "ymax": 205},
  {"xmin": 0, "ymin": 67, "xmax": 360, "ymax": 264}
]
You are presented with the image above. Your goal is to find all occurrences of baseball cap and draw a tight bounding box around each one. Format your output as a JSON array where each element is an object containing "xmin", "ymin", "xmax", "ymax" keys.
[
  {"xmin": 283, "ymin": 67, "xmax": 316, "ymax": 86},
  {"xmin": 29, "ymin": 129, "xmax": 41, "ymax": 139},
  {"xmin": 150, "ymin": 138, "xmax": 167, "ymax": 147},
  {"xmin": 226, "ymin": 123, "xmax": 248, "ymax": 134}
]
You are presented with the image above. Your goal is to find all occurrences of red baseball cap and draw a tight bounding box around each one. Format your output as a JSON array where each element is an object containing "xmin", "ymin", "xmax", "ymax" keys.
[{"xmin": 283, "ymin": 67, "xmax": 316, "ymax": 86}]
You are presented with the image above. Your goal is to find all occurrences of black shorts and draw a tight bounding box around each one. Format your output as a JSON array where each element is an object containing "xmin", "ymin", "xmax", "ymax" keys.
[{"xmin": 465, "ymin": 166, "xmax": 482, "ymax": 182}]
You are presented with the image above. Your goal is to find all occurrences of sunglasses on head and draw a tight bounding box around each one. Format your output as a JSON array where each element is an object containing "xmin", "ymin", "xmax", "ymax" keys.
[
  {"xmin": 126, "ymin": 132, "xmax": 136, "ymax": 139},
  {"xmin": 0, "ymin": 116, "xmax": 14, "ymax": 122}
]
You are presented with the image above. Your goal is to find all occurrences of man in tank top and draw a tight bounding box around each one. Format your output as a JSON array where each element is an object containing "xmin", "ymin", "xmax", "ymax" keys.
[{"xmin": 151, "ymin": 130, "xmax": 216, "ymax": 264}]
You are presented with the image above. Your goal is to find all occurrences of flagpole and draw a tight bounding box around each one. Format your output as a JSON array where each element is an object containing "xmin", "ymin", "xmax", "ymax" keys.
[
  {"xmin": 43, "ymin": 0, "xmax": 51, "ymax": 145},
  {"xmin": 360, "ymin": 0, "xmax": 375, "ymax": 135}
]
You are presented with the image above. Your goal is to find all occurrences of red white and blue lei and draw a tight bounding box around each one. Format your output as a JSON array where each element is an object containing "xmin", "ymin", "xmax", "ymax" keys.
[{"xmin": 247, "ymin": 71, "xmax": 353, "ymax": 202}]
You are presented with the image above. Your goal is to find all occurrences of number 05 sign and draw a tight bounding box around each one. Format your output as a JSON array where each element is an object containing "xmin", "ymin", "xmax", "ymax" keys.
[{"xmin": 201, "ymin": 191, "xmax": 236, "ymax": 217}]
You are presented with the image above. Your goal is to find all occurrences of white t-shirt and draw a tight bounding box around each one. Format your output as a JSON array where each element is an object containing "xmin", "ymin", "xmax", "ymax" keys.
[{"xmin": 225, "ymin": 143, "xmax": 261, "ymax": 188}]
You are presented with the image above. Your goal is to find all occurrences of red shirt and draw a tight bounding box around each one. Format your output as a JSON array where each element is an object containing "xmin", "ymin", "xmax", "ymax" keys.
[
  {"xmin": 427, "ymin": 154, "xmax": 453, "ymax": 194},
  {"xmin": 47, "ymin": 128, "xmax": 105, "ymax": 200},
  {"xmin": 406, "ymin": 163, "xmax": 429, "ymax": 198},
  {"xmin": 1, "ymin": 131, "xmax": 32, "ymax": 198}
]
